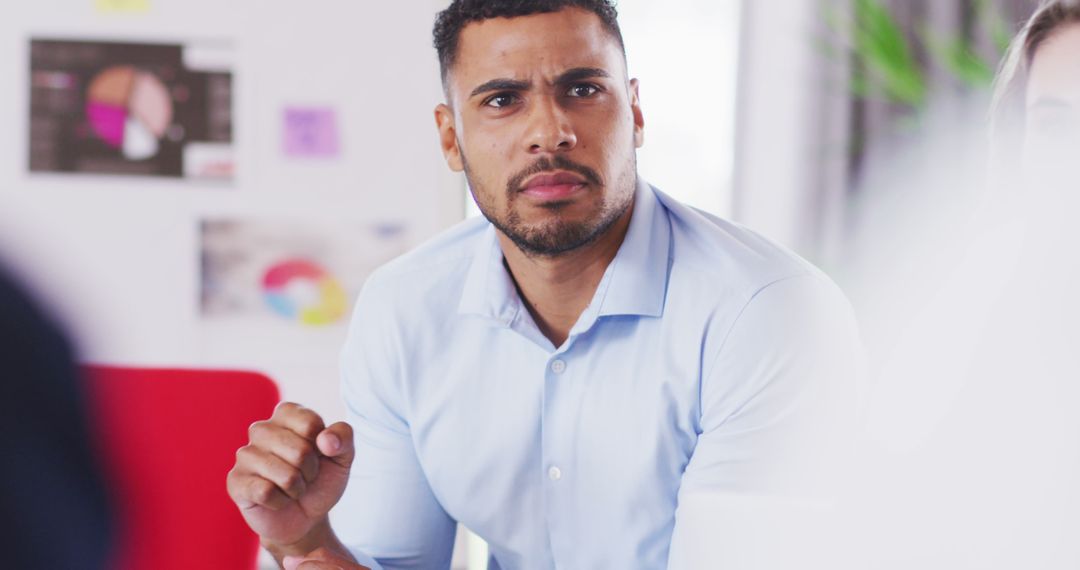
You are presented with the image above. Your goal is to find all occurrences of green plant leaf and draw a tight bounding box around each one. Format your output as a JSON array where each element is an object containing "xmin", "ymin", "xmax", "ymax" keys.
[
  {"xmin": 921, "ymin": 26, "xmax": 996, "ymax": 88},
  {"xmin": 851, "ymin": 0, "xmax": 927, "ymax": 107}
]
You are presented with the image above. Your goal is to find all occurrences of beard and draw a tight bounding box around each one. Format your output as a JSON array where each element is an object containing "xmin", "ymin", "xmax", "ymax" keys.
[{"xmin": 462, "ymin": 152, "xmax": 637, "ymax": 258}]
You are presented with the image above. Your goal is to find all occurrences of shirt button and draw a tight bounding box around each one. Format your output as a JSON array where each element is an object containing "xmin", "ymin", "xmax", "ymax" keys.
[
  {"xmin": 550, "ymin": 359, "xmax": 567, "ymax": 374},
  {"xmin": 548, "ymin": 466, "xmax": 563, "ymax": 481}
]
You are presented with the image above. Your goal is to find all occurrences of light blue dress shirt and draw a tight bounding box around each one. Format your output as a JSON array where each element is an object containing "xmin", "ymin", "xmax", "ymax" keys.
[{"xmin": 331, "ymin": 181, "xmax": 860, "ymax": 570}]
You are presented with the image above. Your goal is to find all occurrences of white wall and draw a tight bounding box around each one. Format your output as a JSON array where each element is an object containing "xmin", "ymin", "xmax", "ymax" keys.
[
  {"xmin": 733, "ymin": 0, "xmax": 835, "ymax": 253},
  {"xmin": 0, "ymin": 0, "xmax": 463, "ymax": 424},
  {"xmin": 619, "ymin": 0, "xmax": 740, "ymax": 218}
]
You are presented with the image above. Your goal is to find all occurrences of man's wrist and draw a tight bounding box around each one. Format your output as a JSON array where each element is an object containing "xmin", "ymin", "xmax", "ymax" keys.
[{"xmin": 262, "ymin": 518, "xmax": 349, "ymax": 563}]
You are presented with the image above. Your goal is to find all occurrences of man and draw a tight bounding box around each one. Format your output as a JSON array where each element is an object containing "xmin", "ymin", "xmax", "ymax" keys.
[{"xmin": 227, "ymin": 1, "xmax": 860, "ymax": 568}]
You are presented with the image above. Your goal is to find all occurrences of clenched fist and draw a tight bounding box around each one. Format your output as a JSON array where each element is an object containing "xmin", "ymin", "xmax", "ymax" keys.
[{"xmin": 227, "ymin": 402, "xmax": 355, "ymax": 557}]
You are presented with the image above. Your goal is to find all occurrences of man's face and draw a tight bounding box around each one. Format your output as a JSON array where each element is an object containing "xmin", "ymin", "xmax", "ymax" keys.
[{"xmin": 435, "ymin": 7, "xmax": 645, "ymax": 257}]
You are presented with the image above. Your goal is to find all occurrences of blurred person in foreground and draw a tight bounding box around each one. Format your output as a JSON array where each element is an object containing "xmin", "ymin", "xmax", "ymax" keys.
[
  {"xmin": 842, "ymin": 2, "xmax": 1080, "ymax": 568},
  {"xmin": 227, "ymin": 2, "xmax": 861, "ymax": 568},
  {"xmin": 0, "ymin": 264, "xmax": 112, "ymax": 569},
  {"xmin": 993, "ymin": 0, "xmax": 1080, "ymax": 169}
]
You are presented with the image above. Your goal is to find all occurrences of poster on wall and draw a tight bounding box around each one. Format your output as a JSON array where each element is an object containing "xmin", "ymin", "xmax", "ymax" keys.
[
  {"xmin": 283, "ymin": 106, "xmax": 341, "ymax": 159},
  {"xmin": 95, "ymin": 0, "xmax": 151, "ymax": 13},
  {"xmin": 29, "ymin": 38, "xmax": 234, "ymax": 181},
  {"xmin": 199, "ymin": 220, "xmax": 409, "ymax": 327}
]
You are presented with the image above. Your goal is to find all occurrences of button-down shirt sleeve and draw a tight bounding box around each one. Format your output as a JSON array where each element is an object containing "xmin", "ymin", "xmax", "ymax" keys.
[
  {"xmin": 668, "ymin": 273, "xmax": 862, "ymax": 567},
  {"xmin": 330, "ymin": 274, "xmax": 457, "ymax": 570}
]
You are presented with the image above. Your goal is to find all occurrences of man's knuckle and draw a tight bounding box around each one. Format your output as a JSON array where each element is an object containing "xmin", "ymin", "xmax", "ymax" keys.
[
  {"xmin": 248, "ymin": 420, "xmax": 267, "ymax": 439},
  {"xmin": 225, "ymin": 468, "xmax": 239, "ymax": 491},
  {"xmin": 235, "ymin": 445, "xmax": 255, "ymax": 463},
  {"xmin": 282, "ymin": 443, "xmax": 309, "ymax": 466},
  {"xmin": 296, "ymin": 410, "xmax": 320, "ymax": 428},
  {"xmin": 251, "ymin": 479, "xmax": 274, "ymax": 503},
  {"xmin": 249, "ymin": 483, "xmax": 266, "ymax": 503},
  {"xmin": 283, "ymin": 471, "xmax": 304, "ymax": 493}
]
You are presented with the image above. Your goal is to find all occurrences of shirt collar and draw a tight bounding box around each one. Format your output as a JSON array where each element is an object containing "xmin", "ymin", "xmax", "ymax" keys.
[
  {"xmin": 457, "ymin": 223, "xmax": 521, "ymax": 325},
  {"xmin": 593, "ymin": 178, "xmax": 671, "ymax": 318},
  {"xmin": 457, "ymin": 178, "xmax": 671, "ymax": 324}
]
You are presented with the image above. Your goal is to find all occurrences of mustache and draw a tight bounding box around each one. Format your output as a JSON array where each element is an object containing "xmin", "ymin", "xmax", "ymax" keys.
[{"xmin": 506, "ymin": 155, "xmax": 603, "ymax": 194}]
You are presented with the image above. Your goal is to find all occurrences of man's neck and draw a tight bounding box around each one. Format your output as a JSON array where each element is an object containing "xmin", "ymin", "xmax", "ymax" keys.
[{"xmin": 498, "ymin": 203, "xmax": 635, "ymax": 348}]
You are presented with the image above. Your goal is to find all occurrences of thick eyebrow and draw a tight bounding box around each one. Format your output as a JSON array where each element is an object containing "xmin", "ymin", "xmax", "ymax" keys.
[
  {"xmin": 553, "ymin": 67, "xmax": 612, "ymax": 85},
  {"xmin": 469, "ymin": 78, "xmax": 532, "ymax": 100},
  {"xmin": 468, "ymin": 67, "xmax": 613, "ymax": 100}
]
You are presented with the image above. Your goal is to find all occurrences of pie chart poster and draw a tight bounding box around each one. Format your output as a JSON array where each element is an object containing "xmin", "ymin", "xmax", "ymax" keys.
[
  {"xmin": 199, "ymin": 220, "xmax": 410, "ymax": 328},
  {"xmin": 28, "ymin": 39, "xmax": 233, "ymax": 180}
]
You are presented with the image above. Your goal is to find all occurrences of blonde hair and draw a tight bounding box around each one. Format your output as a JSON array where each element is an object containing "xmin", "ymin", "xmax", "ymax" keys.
[{"xmin": 991, "ymin": 0, "xmax": 1080, "ymax": 142}]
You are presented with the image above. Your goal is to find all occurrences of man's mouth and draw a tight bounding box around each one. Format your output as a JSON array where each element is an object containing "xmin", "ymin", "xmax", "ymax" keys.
[{"xmin": 520, "ymin": 171, "xmax": 588, "ymax": 200}]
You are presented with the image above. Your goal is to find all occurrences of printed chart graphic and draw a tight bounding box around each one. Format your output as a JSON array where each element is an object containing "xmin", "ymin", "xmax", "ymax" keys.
[
  {"xmin": 29, "ymin": 39, "xmax": 234, "ymax": 180},
  {"xmin": 200, "ymin": 220, "xmax": 409, "ymax": 328},
  {"xmin": 86, "ymin": 66, "xmax": 174, "ymax": 160},
  {"xmin": 261, "ymin": 259, "xmax": 347, "ymax": 326}
]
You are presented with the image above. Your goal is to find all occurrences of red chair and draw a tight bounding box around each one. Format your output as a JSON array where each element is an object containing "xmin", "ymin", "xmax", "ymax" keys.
[{"xmin": 84, "ymin": 366, "xmax": 280, "ymax": 570}]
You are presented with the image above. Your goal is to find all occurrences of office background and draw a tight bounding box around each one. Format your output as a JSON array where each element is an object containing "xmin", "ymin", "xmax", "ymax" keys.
[{"xmin": 0, "ymin": 0, "xmax": 1051, "ymax": 568}]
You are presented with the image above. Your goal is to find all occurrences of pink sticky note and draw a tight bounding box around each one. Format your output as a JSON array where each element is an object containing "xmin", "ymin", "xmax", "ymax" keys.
[{"xmin": 283, "ymin": 107, "xmax": 340, "ymax": 158}]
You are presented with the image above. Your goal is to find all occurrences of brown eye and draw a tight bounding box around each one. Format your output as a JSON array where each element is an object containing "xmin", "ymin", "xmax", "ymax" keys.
[
  {"xmin": 567, "ymin": 84, "xmax": 599, "ymax": 98},
  {"xmin": 484, "ymin": 93, "xmax": 519, "ymax": 108}
]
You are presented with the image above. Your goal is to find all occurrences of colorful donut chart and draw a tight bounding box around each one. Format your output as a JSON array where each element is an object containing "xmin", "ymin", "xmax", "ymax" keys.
[{"xmin": 261, "ymin": 259, "xmax": 347, "ymax": 326}]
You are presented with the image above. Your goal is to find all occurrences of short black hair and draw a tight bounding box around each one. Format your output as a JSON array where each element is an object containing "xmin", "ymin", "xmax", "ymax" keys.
[{"xmin": 433, "ymin": 0, "xmax": 625, "ymax": 86}]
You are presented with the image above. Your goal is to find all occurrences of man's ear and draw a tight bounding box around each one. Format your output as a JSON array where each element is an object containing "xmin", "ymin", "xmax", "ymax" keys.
[
  {"xmin": 435, "ymin": 103, "xmax": 464, "ymax": 172},
  {"xmin": 629, "ymin": 78, "xmax": 645, "ymax": 149}
]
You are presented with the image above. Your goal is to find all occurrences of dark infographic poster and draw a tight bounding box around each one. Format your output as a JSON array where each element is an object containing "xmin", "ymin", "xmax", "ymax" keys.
[{"xmin": 29, "ymin": 39, "xmax": 234, "ymax": 181}]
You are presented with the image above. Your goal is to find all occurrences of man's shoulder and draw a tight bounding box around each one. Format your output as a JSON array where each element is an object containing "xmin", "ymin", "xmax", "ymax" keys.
[
  {"xmin": 657, "ymin": 190, "xmax": 825, "ymax": 298},
  {"xmin": 652, "ymin": 191, "xmax": 860, "ymax": 381}
]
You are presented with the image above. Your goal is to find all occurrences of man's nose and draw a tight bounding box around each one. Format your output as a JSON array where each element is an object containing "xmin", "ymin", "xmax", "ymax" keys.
[{"xmin": 523, "ymin": 96, "xmax": 577, "ymax": 154}]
